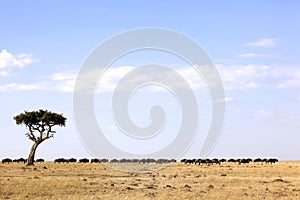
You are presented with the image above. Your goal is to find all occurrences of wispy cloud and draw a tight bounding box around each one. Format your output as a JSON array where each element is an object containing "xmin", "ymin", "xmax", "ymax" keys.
[
  {"xmin": 243, "ymin": 38, "xmax": 278, "ymax": 48},
  {"xmin": 0, "ymin": 83, "xmax": 39, "ymax": 91},
  {"xmin": 48, "ymin": 65, "xmax": 275, "ymax": 92},
  {"xmin": 213, "ymin": 97, "xmax": 234, "ymax": 103},
  {"xmin": 1, "ymin": 64, "xmax": 300, "ymax": 93},
  {"xmin": 237, "ymin": 53, "xmax": 272, "ymax": 58},
  {"xmin": 218, "ymin": 64, "xmax": 271, "ymax": 90},
  {"xmin": 0, "ymin": 49, "xmax": 36, "ymax": 69},
  {"xmin": 274, "ymin": 67, "xmax": 300, "ymax": 89},
  {"xmin": 0, "ymin": 49, "xmax": 37, "ymax": 77}
]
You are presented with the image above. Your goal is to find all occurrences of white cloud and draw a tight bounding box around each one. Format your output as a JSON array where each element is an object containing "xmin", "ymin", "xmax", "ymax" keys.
[
  {"xmin": 0, "ymin": 83, "xmax": 40, "ymax": 91},
  {"xmin": 214, "ymin": 97, "xmax": 234, "ymax": 103},
  {"xmin": 0, "ymin": 49, "xmax": 35, "ymax": 69},
  {"xmin": 51, "ymin": 71, "xmax": 77, "ymax": 81},
  {"xmin": 244, "ymin": 81, "xmax": 260, "ymax": 88},
  {"xmin": 273, "ymin": 67, "xmax": 300, "ymax": 89},
  {"xmin": 0, "ymin": 49, "xmax": 36, "ymax": 77},
  {"xmin": 218, "ymin": 64, "xmax": 271, "ymax": 90},
  {"xmin": 237, "ymin": 53, "xmax": 272, "ymax": 58},
  {"xmin": 1, "ymin": 63, "xmax": 300, "ymax": 93},
  {"xmin": 0, "ymin": 70, "xmax": 9, "ymax": 77},
  {"xmin": 276, "ymin": 80, "xmax": 300, "ymax": 89},
  {"xmin": 49, "ymin": 71, "xmax": 78, "ymax": 92},
  {"xmin": 243, "ymin": 38, "xmax": 278, "ymax": 48}
]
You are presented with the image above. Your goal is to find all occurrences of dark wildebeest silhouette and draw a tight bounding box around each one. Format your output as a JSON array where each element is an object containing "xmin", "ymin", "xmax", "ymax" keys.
[
  {"xmin": 13, "ymin": 158, "xmax": 26, "ymax": 163},
  {"xmin": 91, "ymin": 158, "xmax": 100, "ymax": 163},
  {"xmin": 205, "ymin": 159, "xmax": 213, "ymax": 166},
  {"xmin": 157, "ymin": 159, "xmax": 175, "ymax": 164},
  {"xmin": 131, "ymin": 159, "xmax": 139, "ymax": 163},
  {"xmin": 239, "ymin": 158, "xmax": 253, "ymax": 164},
  {"xmin": 211, "ymin": 158, "xmax": 220, "ymax": 165},
  {"xmin": 185, "ymin": 159, "xmax": 196, "ymax": 164},
  {"xmin": 119, "ymin": 158, "xmax": 132, "ymax": 163},
  {"xmin": 36, "ymin": 158, "xmax": 45, "ymax": 162},
  {"xmin": 266, "ymin": 158, "xmax": 278, "ymax": 164},
  {"xmin": 254, "ymin": 158, "xmax": 263, "ymax": 163},
  {"xmin": 227, "ymin": 158, "xmax": 237, "ymax": 163},
  {"xmin": 139, "ymin": 159, "xmax": 147, "ymax": 163},
  {"xmin": 68, "ymin": 158, "xmax": 77, "ymax": 163},
  {"xmin": 146, "ymin": 158, "xmax": 156, "ymax": 163},
  {"xmin": 2, "ymin": 158, "xmax": 12, "ymax": 164},
  {"xmin": 181, "ymin": 159, "xmax": 187, "ymax": 163},
  {"xmin": 195, "ymin": 159, "xmax": 205, "ymax": 165},
  {"xmin": 79, "ymin": 158, "xmax": 89, "ymax": 163},
  {"xmin": 157, "ymin": 159, "xmax": 168, "ymax": 164},
  {"xmin": 54, "ymin": 158, "xmax": 68, "ymax": 163},
  {"xmin": 99, "ymin": 159, "xmax": 109, "ymax": 163}
]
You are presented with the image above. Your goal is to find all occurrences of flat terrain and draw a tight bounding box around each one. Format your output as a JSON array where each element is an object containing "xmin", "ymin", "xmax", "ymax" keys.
[{"xmin": 0, "ymin": 161, "xmax": 299, "ymax": 199}]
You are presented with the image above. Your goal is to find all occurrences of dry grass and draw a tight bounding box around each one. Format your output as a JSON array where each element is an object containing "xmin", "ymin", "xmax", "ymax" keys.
[{"xmin": 1, "ymin": 161, "xmax": 300, "ymax": 199}]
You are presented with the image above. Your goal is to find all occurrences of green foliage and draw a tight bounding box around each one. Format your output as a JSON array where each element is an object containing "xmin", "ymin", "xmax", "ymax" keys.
[
  {"xmin": 14, "ymin": 109, "xmax": 66, "ymax": 127},
  {"xmin": 13, "ymin": 109, "xmax": 66, "ymax": 142},
  {"xmin": 14, "ymin": 110, "xmax": 67, "ymax": 126}
]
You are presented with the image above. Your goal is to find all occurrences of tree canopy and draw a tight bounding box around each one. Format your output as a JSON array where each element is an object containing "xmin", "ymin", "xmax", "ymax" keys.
[{"xmin": 14, "ymin": 109, "xmax": 66, "ymax": 142}]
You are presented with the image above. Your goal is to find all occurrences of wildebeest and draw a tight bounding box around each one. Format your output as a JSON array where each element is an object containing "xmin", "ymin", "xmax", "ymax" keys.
[
  {"xmin": 68, "ymin": 158, "xmax": 77, "ymax": 163},
  {"xmin": 2, "ymin": 158, "xmax": 12, "ymax": 164},
  {"xmin": 195, "ymin": 159, "xmax": 206, "ymax": 165},
  {"xmin": 110, "ymin": 159, "xmax": 119, "ymax": 163},
  {"xmin": 119, "ymin": 158, "xmax": 132, "ymax": 163},
  {"xmin": 36, "ymin": 158, "xmax": 45, "ymax": 162},
  {"xmin": 239, "ymin": 159, "xmax": 250, "ymax": 164},
  {"xmin": 131, "ymin": 159, "xmax": 139, "ymax": 163},
  {"xmin": 13, "ymin": 158, "xmax": 26, "ymax": 163},
  {"xmin": 185, "ymin": 159, "xmax": 196, "ymax": 164},
  {"xmin": 146, "ymin": 158, "xmax": 156, "ymax": 163},
  {"xmin": 157, "ymin": 159, "xmax": 175, "ymax": 164},
  {"xmin": 227, "ymin": 158, "xmax": 237, "ymax": 163},
  {"xmin": 266, "ymin": 158, "xmax": 278, "ymax": 164},
  {"xmin": 79, "ymin": 158, "xmax": 89, "ymax": 163},
  {"xmin": 181, "ymin": 159, "xmax": 187, "ymax": 163},
  {"xmin": 54, "ymin": 158, "xmax": 68, "ymax": 163},
  {"xmin": 91, "ymin": 158, "xmax": 100, "ymax": 163},
  {"xmin": 254, "ymin": 158, "xmax": 263, "ymax": 162},
  {"xmin": 99, "ymin": 159, "xmax": 109, "ymax": 163},
  {"xmin": 211, "ymin": 158, "xmax": 220, "ymax": 165}
]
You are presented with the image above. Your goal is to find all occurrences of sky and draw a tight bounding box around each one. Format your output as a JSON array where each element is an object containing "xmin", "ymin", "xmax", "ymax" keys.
[{"xmin": 0, "ymin": 1, "xmax": 300, "ymax": 161}]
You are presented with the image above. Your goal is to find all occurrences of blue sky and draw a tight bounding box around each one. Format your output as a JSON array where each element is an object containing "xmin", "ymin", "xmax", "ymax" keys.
[{"xmin": 0, "ymin": 1, "xmax": 300, "ymax": 160}]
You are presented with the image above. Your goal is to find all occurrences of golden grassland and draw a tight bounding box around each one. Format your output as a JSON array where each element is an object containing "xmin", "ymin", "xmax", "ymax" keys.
[{"xmin": 0, "ymin": 161, "xmax": 299, "ymax": 199}]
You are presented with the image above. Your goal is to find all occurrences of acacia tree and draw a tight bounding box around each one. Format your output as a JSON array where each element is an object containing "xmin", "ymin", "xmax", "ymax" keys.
[{"xmin": 14, "ymin": 109, "xmax": 66, "ymax": 166}]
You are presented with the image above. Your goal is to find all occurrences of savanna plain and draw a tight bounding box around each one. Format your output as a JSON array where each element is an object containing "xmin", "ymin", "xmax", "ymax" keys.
[{"xmin": 1, "ymin": 161, "xmax": 299, "ymax": 200}]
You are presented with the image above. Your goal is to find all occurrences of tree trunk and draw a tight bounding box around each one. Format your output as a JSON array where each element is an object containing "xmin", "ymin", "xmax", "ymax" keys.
[{"xmin": 26, "ymin": 142, "xmax": 39, "ymax": 166}]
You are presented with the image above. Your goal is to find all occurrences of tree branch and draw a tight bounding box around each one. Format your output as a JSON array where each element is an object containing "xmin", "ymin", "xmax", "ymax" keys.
[{"xmin": 27, "ymin": 126, "xmax": 37, "ymax": 142}]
